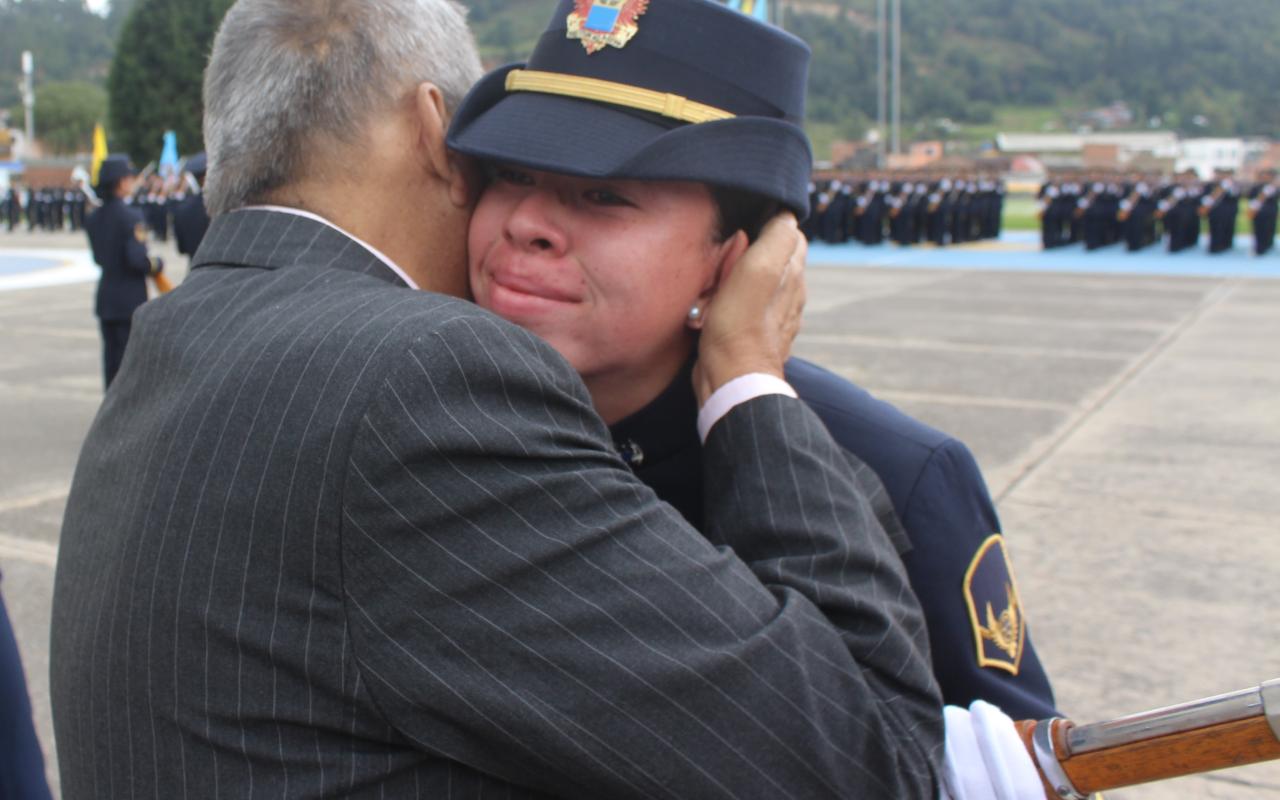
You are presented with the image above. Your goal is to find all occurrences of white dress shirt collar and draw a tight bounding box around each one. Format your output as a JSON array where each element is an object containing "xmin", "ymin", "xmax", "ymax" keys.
[{"xmin": 245, "ymin": 204, "xmax": 420, "ymax": 290}]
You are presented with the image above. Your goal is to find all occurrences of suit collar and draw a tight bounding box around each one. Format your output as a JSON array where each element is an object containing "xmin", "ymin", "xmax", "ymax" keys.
[{"xmin": 192, "ymin": 207, "xmax": 410, "ymax": 288}]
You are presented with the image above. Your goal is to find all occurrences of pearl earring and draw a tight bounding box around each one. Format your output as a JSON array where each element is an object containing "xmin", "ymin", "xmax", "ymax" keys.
[{"xmin": 687, "ymin": 305, "xmax": 702, "ymax": 322}]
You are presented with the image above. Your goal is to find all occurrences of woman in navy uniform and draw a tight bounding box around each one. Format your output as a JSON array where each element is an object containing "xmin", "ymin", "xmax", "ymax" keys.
[
  {"xmin": 449, "ymin": 0, "xmax": 1058, "ymax": 724},
  {"xmin": 84, "ymin": 155, "xmax": 164, "ymax": 387}
]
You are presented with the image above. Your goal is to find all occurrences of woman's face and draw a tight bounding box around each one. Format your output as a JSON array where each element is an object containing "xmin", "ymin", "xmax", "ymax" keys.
[{"xmin": 469, "ymin": 165, "xmax": 739, "ymax": 389}]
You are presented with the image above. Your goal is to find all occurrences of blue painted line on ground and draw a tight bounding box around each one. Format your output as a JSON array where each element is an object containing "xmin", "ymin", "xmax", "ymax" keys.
[
  {"xmin": 808, "ymin": 231, "xmax": 1280, "ymax": 278},
  {"xmin": 0, "ymin": 248, "xmax": 98, "ymax": 291},
  {"xmin": 0, "ymin": 254, "xmax": 61, "ymax": 275}
]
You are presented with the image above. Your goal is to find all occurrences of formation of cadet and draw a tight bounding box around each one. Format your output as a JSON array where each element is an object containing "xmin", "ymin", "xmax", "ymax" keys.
[
  {"xmin": 802, "ymin": 173, "xmax": 1006, "ymax": 247},
  {"xmin": 2, "ymin": 165, "xmax": 208, "ymax": 243},
  {"xmin": 1037, "ymin": 170, "xmax": 1278, "ymax": 255},
  {"xmin": 1, "ymin": 184, "xmax": 92, "ymax": 233}
]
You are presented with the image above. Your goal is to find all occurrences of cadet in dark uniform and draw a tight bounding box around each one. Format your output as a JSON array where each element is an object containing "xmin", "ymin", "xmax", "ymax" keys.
[
  {"xmin": 605, "ymin": 358, "xmax": 1058, "ymax": 719},
  {"xmin": 173, "ymin": 152, "xmax": 211, "ymax": 259},
  {"xmin": 1248, "ymin": 171, "xmax": 1278, "ymax": 255},
  {"xmin": 84, "ymin": 155, "xmax": 164, "ymax": 388},
  {"xmin": 1038, "ymin": 178, "xmax": 1064, "ymax": 249},
  {"xmin": 1203, "ymin": 170, "xmax": 1239, "ymax": 254},
  {"xmin": 451, "ymin": 5, "xmax": 1059, "ymax": 720}
]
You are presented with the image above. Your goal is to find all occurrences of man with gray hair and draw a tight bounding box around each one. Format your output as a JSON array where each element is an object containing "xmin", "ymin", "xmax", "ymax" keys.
[{"xmin": 49, "ymin": 0, "xmax": 944, "ymax": 796}]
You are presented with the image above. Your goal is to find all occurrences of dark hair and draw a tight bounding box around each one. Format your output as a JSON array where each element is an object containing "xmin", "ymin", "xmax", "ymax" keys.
[{"xmin": 710, "ymin": 185, "xmax": 778, "ymax": 243}]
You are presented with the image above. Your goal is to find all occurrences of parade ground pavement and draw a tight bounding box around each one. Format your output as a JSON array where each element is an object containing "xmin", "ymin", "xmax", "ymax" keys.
[{"xmin": 3, "ymin": 229, "xmax": 1278, "ymax": 797}]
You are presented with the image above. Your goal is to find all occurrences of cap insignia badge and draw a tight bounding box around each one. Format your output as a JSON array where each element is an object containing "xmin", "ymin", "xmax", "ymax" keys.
[{"xmin": 567, "ymin": 0, "xmax": 649, "ymax": 54}]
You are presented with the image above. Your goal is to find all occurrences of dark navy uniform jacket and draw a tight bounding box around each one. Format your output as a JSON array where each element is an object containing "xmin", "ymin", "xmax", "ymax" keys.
[
  {"xmin": 0, "ymin": 573, "xmax": 53, "ymax": 800},
  {"xmin": 173, "ymin": 194, "xmax": 210, "ymax": 258},
  {"xmin": 85, "ymin": 198, "xmax": 154, "ymax": 322},
  {"xmin": 611, "ymin": 357, "xmax": 1058, "ymax": 720}
]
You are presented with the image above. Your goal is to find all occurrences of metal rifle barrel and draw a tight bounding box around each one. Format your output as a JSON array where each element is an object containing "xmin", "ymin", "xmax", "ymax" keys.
[{"xmin": 1030, "ymin": 679, "xmax": 1280, "ymax": 797}]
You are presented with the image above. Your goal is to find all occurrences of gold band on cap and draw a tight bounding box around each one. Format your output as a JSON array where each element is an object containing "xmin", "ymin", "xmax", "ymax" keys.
[{"xmin": 504, "ymin": 69, "xmax": 735, "ymax": 125}]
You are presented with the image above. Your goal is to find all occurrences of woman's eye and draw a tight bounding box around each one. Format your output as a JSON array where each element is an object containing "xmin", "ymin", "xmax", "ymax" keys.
[
  {"xmin": 494, "ymin": 167, "xmax": 534, "ymax": 186},
  {"xmin": 585, "ymin": 189, "xmax": 633, "ymax": 207}
]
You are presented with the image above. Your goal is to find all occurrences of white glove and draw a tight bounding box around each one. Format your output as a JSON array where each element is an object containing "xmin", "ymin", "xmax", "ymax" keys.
[{"xmin": 940, "ymin": 700, "xmax": 1047, "ymax": 800}]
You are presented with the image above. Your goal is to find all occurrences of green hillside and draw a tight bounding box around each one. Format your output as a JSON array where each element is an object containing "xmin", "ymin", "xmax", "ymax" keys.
[
  {"xmin": 466, "ymin": 0, "xmax": 1280, "ymax": 145},
  {"xmin": 5, "ymin": 0, "xmax": 1278, "ymax": 153}
]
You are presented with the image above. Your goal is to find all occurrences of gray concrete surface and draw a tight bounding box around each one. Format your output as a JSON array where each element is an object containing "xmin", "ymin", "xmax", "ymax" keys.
[{"xmin": 2, "ymin": 229, "xmax": 1277, "ymax": 797}]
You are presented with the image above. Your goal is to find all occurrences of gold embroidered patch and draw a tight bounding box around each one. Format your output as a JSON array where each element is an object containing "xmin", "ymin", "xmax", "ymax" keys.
[
  {"xmin": 134, "ymin": 222, "xmax": 148, "ymax": 243},
  {"xmin": 962, "ymin": 534, "xmax": 1026, "ymax": 675}
]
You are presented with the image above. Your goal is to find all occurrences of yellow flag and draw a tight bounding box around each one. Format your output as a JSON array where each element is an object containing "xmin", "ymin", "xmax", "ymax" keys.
[{"xmin": 90, "ymin": 124, "xmax": 108, "ymax": 184}]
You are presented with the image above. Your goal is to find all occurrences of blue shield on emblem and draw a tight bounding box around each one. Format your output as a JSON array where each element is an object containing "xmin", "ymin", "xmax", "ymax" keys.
[{"xmin": 584, "ymin": 4, "xmax": 620, "ymax": 32}]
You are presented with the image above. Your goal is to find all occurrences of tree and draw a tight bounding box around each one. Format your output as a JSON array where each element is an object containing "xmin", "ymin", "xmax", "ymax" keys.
[
  {"xmin": 34, "ymin": 81, "xmax": 107, "ymax": 155},
  {"xmin": 107, "ymin": 0, "xmax": 233, "ymax": 163},
  {"xmin": 0, "ymin": 0, "xmax": 113, "ymax": 110}
]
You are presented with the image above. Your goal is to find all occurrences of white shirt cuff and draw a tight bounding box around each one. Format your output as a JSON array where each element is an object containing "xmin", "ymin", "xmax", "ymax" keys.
[{"xmin": 696, "ymin": 373, "xmax": 798, "ymax": 443}]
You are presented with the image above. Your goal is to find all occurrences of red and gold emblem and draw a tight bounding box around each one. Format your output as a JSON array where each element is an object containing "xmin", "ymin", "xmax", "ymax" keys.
[{"xmin": 566, "ymin": 0, "xmax": 649, "ymax": 54}]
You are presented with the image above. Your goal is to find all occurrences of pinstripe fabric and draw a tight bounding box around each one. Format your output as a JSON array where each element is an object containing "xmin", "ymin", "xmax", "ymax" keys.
[{"xmin": 51, "ymin": 208, "xmax": 942, "ymax": 799}]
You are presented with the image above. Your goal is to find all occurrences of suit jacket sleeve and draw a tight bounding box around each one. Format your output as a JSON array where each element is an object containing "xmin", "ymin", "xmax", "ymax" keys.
[
  {"xmin": 901, "ymin": 440, "xmax": 1058, "ymax": 720},
  {"xmin": 340, "ymin": 314, "xmax": 942, "ymax": 799}
]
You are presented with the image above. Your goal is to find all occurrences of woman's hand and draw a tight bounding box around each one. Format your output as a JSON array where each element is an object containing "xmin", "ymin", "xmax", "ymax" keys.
[{"xmin": 693, "ymin": 212, "xmax": 806, "ymax": 406}]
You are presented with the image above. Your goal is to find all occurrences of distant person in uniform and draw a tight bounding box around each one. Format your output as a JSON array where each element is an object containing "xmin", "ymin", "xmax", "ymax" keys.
[
  {"xmin": 1202, "ymin": 169, "xmax": 1239, "ymax": 254},
  {"xmin": 451, "ymin": 0, "xmax": 1059, "ymax": 726},
  {"xmin": 1247, "ymin": 170, "xmax": 1278, "ymax": 256},
  {"xmin": 173, "ymin": 152, "xmax": 211, "ymax": 259},
  {"xmin": 84, "ymin": 154, "xmax": 164, "ymax": 387}
]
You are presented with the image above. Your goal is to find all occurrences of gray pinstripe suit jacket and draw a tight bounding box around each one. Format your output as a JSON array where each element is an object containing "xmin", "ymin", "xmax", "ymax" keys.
[{"xmin": 51, "ymin": 208, "xmax": 943, "ymax": 799}]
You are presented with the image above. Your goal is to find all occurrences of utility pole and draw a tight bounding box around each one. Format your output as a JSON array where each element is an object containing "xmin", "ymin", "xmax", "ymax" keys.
[
  {"xmin": 876, "ymin": 0, "xmax": 886, "ymax": 164},
  {"xmin": 890, "ymin": 0, "xmax": 900, "ymax": 156},
  {"xmin": 21, "ymin": 51, "xmax": 34, "ymax": 161}
]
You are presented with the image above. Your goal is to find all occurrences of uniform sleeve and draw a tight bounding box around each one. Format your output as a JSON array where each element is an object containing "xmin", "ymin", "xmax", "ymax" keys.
[
  {"xmin": 900, "ymin": 440, "xmax": 1059, "ymax": 720},
  {"xmin": 122, "ymin": 207, "xmax": 156, "ymax": 275},
  {"xmin": 340, "ymin": 315, "xmax": 943, "ymax": 800}
]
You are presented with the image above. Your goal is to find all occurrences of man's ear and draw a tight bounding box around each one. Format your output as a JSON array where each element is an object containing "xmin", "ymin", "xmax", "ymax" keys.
[{"xmin": 412, "ymin": 82, "xmax": 471, "ymax": 208}]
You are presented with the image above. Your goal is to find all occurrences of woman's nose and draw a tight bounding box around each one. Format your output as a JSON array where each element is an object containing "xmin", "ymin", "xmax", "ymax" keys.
[{"xmin": 504, "ymin": 189, "xmax": 569, "ymax": 255}]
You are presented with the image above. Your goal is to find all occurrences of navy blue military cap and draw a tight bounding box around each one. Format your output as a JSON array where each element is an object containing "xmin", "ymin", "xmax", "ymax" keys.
[
  {"xmin": 447, "ymin": 0, "xmax": 813, "ymax": 218},
  {"xmin": 185, "ymin": 152, "xmax": 207, "ymax": 177},
  {"xmin": 96, "ymin": 155, "xmax": 136, "ymax": 188}
]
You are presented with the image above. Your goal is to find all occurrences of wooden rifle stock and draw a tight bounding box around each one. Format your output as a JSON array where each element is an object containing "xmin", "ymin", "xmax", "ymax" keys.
[
  {"xmin": 1018, "ymin": 679, "xmax": 1280, "ymax": 797},
  {"xmin": 150, "ymin": 272, "xmax": 173, "ymax": 294}
]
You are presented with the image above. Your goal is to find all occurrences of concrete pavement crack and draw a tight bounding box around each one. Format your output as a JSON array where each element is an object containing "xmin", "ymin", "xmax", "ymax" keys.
[{"xmin": 993, "ymin": 278, "xmax": 1241, "ymax": 504}]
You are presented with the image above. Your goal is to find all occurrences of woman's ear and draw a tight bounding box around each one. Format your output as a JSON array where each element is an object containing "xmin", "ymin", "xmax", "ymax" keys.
[{"xmin": 688, "ymin": 230, "xmax": 749, "ymax": 330}]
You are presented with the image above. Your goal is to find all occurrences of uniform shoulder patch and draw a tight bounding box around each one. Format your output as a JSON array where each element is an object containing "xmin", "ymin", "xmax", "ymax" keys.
[
  {"xmin": 134, "ymin": 222, "xmax": 149, "ymax": 243},
  {"xmin": 962, "ymin": 534, "xmax": 1026, "ymax": 675}
]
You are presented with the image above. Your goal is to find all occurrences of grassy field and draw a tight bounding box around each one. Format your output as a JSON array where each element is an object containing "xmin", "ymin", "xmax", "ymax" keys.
[
  {"xmin": 1002, "ymin": 194, "xmax": 1041, "ymax": 231},
  {"xmin": 950, "ymin": 106, "xmax": 1064, "ymax": 144}
]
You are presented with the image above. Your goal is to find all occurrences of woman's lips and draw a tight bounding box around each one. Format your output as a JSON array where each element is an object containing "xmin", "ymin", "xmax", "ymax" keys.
[{"xmin": 486, "ymin": 262, "xmax": 583, "ymax": 306}]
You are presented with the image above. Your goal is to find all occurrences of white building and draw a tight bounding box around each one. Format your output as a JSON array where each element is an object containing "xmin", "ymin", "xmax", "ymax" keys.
[
  {"xmin": 1175, "ymin": 138, "xmax": 1245, "ymax": 178},
  {"xmin": 995, "ymin": 132, "xmax": 1179, "ymax": 169}
]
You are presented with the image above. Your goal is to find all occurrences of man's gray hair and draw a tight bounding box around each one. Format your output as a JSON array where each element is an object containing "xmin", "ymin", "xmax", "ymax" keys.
[{"xmin": 202, "ymin": 0, "xmax": 482, "ymax": 216}]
